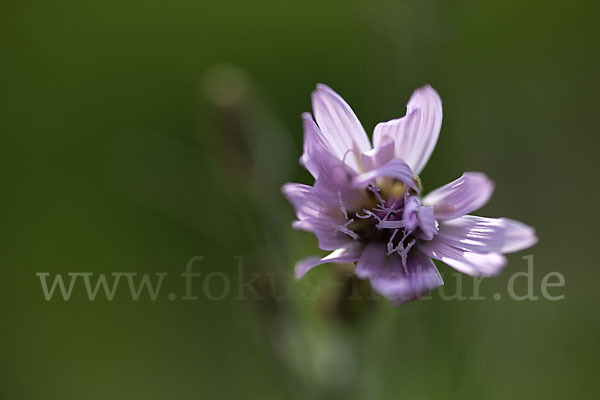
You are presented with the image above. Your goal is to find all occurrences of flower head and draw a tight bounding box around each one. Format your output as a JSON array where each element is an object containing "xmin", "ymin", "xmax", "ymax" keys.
[{"xmin": 282, "ymin": 84, "xmax": 537, "ymax": 305}]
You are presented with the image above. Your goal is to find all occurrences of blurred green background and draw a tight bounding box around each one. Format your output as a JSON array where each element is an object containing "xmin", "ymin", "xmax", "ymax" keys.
[{"xmin": 1, "ymin": 0, "xmax": 598, "ymax": 399}]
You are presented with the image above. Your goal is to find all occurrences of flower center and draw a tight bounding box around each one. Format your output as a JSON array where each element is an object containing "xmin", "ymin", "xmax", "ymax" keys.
[{"xmin": 335, "ymin": 181, "xmax": 438, "ymax": 272}]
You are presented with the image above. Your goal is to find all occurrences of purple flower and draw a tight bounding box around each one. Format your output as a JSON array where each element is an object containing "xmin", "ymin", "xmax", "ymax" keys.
[{"xmin": 282, "ymin": 84, "xmax": 537, "ymax": 305}]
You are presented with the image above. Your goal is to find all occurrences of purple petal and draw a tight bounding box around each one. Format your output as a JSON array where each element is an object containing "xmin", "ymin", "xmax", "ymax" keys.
[
  {"xmin": 415, "ymin": 205, "xmax": 437, "ymax": 241},
  {"xmin": 422, "ymin": 172, "xmax": 494, "ymax": 220},
  {"xmin": 436, "ymin": 215, "xmax": 537, "ymax": 253},
  {"xmin": 281, "ymin": 183, "xmax": 323, "ymax": 220},
  {"xmin": 402, "ymin": 196, "xmax": 437, "ymax": 240},
  {"xmin": 356, "ymin": 244, "xmax": 443, "ymax": 305},
  {"xmin": 372, "ymin": 85, "xmax": 442, "ymax": 175},
  {"xmin": 353, "ymin": 158, "xmax": 419, "ymax": 192},
  {"xmin": 311, "ymin": 147, "xmax": 356, "ymax": 190},
  {"xmin": 293, "ymin": 217, "xmax": 354, "ymax": 251},
  {"xmin": 295, "ymin": 245, "xmax": 362, "ymax": 279},
  {"xmin": 309, "ymin": 148, "xmax": 368, "ymax": 210},
  {"xmin": 300, "ymin": 112, "xmax": 332, "ymax": 179},
  {"xmin": 419, "ymin": 240, "xmax": 507, "ymax": 276},
  {"xmin": 402, "ymin": 196, "xmax": 421, "ymax": 231},
  {"xmin": 361, "ymin": 140, "xmax": 395, "ymax": 172},
  {"xmin": 311, "ymin": 84, "xmax": 372, "ymax": 172}
]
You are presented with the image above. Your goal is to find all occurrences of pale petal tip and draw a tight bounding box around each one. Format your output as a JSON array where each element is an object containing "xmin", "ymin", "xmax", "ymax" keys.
[
  {"xmin": 291, "ymin": 220, "xmax": 303, "ymax": 230},
  {"xmin": 294, "ymin": 257, "xmax": 319, "ymax": 280},
  {"xmin": 300, "ymin": 111, "xmax": 312, "ymax": 120},
  {"xmin": 499, "ymin": 218, "xmax": 539, "ymax": 252},
  {"xmin": 315, "ymin": 82, "xmax": 333, "ymax": 91},
  {"xmin": 413, "ymin": 84, "xmax": 441, "ymax": 101},
  {"xmin": 281, "ymin": 182, "xmax": 302, "ymax": 200},
  {"xmin": 312, "ymin": 84, "xmax": 355, "ymax": 107},
  {"xmin": 312, "ymin": 83, "xmax": 335, "ymax": 100},
  {"xmin": 465, "ymin": 252, "xmax": 507, "ymax": 277},
  {"xmin": 483, "ymin": 253, "xmax": 508, "ymax": 276},
  {"xmin": 465, "ymin": 171, "xmax": 495, "ymax": 201},
  {"xmin": 525, "ymin": 231, "xmax": 539, "ymax": 250},
  {"xmin": 280, "ymin": 182, "xmax": 293, "ymax": 195}
]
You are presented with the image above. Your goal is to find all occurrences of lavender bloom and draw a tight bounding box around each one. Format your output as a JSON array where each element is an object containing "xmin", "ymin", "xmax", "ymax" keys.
[{"xmin": 282, "ymin": 84, "xmax": 537, "ymax": 305}]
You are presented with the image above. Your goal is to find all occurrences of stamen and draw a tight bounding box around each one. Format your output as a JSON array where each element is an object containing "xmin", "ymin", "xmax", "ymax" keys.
[
  {"xmin": 355, "ymin": 209, "xmax": 372, "ymax": 219},
  {"xmin": 356, "ymin": 209, "xmax": 382, "ymax": 224},
  {"xmin": 387, "ymin": 229, "xmax": 411, "ymax": 255},
  {"xmin": 386, "ymin": 228, "xmax": 416, "ymax": 275},
  {"xmin": 342, "ymin": 146, "xmax": 364, "ymax": 173},
  {"xmin": 341, "ymin": 148, "xmax": 354, "ymax": 166},
  {"xmin": 336, "ymin": 183, "xmax": 423, "ymax": 267},
  {"xmin": 336, "ymin": 191, "xmax": 358, "ymax": 240},
  {"xmin": 400, "ymin": 239, "xmax": 416, "ymax": 275},
  {"xmin": 368, "ymin": 183, "xmax": 386, "ymax": 207},
  {"xmin": 377, "ymin": 220, "xmax": 405, "ymax": 229},
  {"xmin": 387, "ymin": 229, "xmax": 399, "ymax": 254},
  {"xmin": 335, "ymin": 219, "xmax": 359, "ymax": 240}
]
